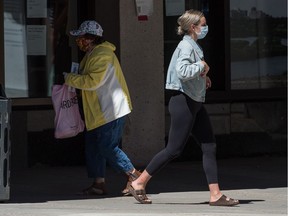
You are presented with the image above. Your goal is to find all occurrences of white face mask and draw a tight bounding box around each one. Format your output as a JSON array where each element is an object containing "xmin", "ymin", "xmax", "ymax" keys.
[{"xmin": 196, "ymin": 25, "xmax": 208, "ymax": 39}]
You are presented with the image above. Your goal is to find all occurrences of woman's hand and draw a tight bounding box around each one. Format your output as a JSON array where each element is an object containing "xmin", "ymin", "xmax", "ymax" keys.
[
  {"xmin": 63, "ymin": 72, "xmax": 68, "ymax": 80},
  {"xmin": 200, "ymin": 61, "xmax": 210, "ymax": 77},
  {"xmin": 206, "ymin": 76, "xmax": 212, "ymax": 89}
]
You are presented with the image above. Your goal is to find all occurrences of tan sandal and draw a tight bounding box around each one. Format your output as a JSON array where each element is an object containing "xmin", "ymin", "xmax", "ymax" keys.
[{"xmin": 128, "ymin": 185, "xmax": 152, "ymax": 204}]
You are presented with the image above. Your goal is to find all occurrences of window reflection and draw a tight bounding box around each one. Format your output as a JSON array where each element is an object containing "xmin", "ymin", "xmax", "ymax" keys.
[
  {"xmin": 230, "ymin": 0, "xmax": 287, "ymax": 89},
  {"xmin": 4, "ymin": 0, "xmax": 76, "ymax": 98},
  {"xmin": 4, "ymin": 0, "xmax": 28, "ymax": 97}
]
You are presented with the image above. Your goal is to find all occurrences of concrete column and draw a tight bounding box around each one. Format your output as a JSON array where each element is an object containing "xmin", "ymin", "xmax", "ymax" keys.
[{"xmin": 119, "ymin": 1, "xmax": 165, "ymax": 166}]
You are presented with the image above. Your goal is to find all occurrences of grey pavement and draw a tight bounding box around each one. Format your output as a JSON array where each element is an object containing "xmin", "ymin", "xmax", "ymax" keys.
[{"xmin": 0, "ymin": 155, "xmax": 287, "ymax": 216}]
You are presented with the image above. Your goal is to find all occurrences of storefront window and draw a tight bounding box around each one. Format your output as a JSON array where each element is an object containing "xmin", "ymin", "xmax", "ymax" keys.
[
  {"xmin": 3, "ymin": 0, "xmax": 77, "ymax": 98},
  {"xmin": 4, "ymin": 0, "xmax": 27, "ymax": 97},
  {"xmin": 230, "ymin": 0, "xmax": 287, "ymax": 89}
]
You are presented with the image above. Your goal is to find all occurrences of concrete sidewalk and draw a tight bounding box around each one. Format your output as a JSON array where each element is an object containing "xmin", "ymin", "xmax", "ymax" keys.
[{"xmin": 0, "ymin": 155, "xmax": 287, "ymax": 216}]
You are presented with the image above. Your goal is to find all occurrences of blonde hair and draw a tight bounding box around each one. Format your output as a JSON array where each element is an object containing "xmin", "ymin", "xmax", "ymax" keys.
[{"xmin": 177, "ymin": 9, "xmax": 204, "ymax": 35}]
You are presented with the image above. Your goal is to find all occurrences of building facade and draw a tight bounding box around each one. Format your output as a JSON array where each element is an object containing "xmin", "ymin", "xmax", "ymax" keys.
[{"xmin": 0, "ymin": 0, "xmax": 286, "ymax": 168}]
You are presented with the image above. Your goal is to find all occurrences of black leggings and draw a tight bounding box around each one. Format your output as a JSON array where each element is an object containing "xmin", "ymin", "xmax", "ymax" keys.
[{"xmin": 146, "ymin": 92, "xmax": 218, "ymax": 184}]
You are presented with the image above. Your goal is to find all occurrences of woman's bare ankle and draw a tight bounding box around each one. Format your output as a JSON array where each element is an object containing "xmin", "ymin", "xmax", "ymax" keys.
[
  {"xmin": 210, "ymin": 192, "xmax": 222, "ymax": 202},
  {"xmin": 131, "ymin": 180, "xmax": 145, "ymax": 190}
]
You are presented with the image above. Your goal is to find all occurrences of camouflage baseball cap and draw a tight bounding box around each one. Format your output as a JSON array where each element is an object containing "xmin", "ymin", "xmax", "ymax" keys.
[{"xmin": 70, "ymin": 20, "xmax": 103, "ymax": 37}]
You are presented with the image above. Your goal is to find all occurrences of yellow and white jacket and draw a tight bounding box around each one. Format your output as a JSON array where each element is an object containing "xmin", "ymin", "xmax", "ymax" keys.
[{"xmin": 65, "ymin": 41, "xmax": 132, "ymax": 131}]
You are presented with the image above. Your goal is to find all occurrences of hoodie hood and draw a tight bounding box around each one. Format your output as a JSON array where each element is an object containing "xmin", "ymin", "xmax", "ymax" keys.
[{"xmin": 98, "ymin": 41, "xmax": 116, "ymax": 52}]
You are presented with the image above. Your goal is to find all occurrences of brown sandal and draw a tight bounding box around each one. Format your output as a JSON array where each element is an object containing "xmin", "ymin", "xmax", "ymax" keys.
[
  {"xmin": 128, "ymin": 185, "xmax": 152, "ymax": 204},
  {"xmin": 122, "ymin": 170, "xmax": 142, "ymax": 196},
  {"xmin": 79, "ymin": 182, "xmax": 107, "ymax": 195},
  {"xmin": 209, "ymin": 195, "xmax": 239, "ymax": 206}
]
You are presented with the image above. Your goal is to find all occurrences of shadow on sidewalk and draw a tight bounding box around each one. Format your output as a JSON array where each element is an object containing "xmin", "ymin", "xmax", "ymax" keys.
[{"xmin": 5, "ymin": 155, "xmax": 287, "ymax": 204}]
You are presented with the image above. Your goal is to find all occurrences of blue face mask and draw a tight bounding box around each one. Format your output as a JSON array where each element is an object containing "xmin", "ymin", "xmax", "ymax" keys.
[{"xmin": 196, "ymin": 25, "xmax": 208, "ymax": 39}]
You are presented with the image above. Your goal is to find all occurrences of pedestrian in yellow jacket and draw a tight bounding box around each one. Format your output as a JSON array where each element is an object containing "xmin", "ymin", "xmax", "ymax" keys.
[{"xmin": 64, "ymin": 20, "xmax": 140, "ymax": 195}]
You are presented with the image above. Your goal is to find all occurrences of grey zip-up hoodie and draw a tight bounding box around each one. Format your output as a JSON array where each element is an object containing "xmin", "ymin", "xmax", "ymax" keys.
[{"xmin": 165, "ymin": 35, "xmax": 206, "ymax": 102}]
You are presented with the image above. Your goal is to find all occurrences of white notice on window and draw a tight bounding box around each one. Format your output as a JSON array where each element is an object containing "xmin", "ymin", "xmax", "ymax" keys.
[
  {"xmin": 27, "ymin": 25, "xmax": 46, "ymax": 55},
  {"xmin": 165, "ymin": 0, "xmax": 185, "ymax": 16},
  {"xmin": 27, "ymin": 0, "xmax": 47, "ymax": 18},
  {"xmin": 135, "ymin": 0, "xmax": 153, "ymax": 16},
  {"xmin": 4, "ymin": 0, "xmax": 28, "ymax": 95}
]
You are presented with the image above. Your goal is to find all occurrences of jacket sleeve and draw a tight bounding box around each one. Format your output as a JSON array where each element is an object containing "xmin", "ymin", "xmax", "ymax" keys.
[
  {"xmin": 175, "ymin": 41, "xmax": 205, "ymax": 81},
  {"xmin": 65, "ymin": 50, "xmax": 111, "ymax": 90}
]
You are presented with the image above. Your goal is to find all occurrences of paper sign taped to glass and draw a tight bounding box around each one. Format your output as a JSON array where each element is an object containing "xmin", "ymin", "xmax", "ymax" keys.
[{"xmin": 135, "ymin": 0, "xmax": 153, "ymax": 20}]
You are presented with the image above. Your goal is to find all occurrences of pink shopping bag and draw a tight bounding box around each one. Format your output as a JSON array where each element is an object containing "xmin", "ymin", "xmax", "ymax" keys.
[{"xmin": 51, "ymin": 84, "xmax": 85, "ymax": 139}]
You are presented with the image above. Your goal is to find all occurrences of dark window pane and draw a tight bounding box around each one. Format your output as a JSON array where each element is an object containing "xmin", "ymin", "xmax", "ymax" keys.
[
  {"xmin": 230, "ymin": 0, "xmax": 287, "ymax": 89},
  {"xmin": 4, "ymin": 0, "xmax": 75, "ymax": 98}
]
